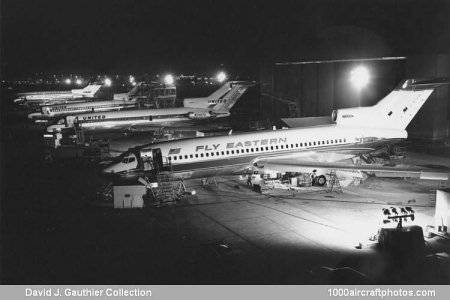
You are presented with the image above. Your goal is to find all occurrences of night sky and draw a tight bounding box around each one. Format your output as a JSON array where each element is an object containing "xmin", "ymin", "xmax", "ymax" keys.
[{"xmin": 1, "ymin": 0, "xmax": 449, "ymax": 77}]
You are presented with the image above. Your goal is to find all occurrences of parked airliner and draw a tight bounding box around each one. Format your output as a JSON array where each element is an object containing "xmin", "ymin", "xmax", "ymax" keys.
[
  {"xmin": 102, "ymin": 78, "xmax": 450, "ymax": 183},
  {"xmin": 46, "ymin": 81, "xmax": 254, "ymax": 133},
  {"xmin": 14, "ymin": 83, "xmax": 103, "ymax": 106}
]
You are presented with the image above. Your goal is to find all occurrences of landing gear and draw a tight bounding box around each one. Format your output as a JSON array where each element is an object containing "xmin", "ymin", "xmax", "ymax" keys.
[{"xmin": 315, "ymin": 175, "xmax": 327, "ymax": 186}]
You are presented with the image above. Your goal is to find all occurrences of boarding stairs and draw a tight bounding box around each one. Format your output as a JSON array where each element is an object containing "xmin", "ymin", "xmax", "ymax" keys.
[
  {"xmin": 96, "ymin": 182, "xmax": 113, "ymax": 202},
  {"xmin": 328, "ymin": 170, "xmax": 342, "ymax": 193},
  {"xmin": 149, "ymin": 159, "xmax": 177, "ymax": 205}
]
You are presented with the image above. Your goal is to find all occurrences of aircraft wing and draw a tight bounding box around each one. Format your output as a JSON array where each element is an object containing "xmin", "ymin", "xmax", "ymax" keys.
[
  {"xmin": 249, "ymin": 159, "xmax": 450, "ymax": 181},
  {"xmin": 128, "ymin": 121, "xmax": 230, "ymax": 132}
]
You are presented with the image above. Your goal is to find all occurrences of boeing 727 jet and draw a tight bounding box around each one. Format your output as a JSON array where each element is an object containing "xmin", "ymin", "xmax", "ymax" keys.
[
  {"xmin": 14, "ymin": 83, "xmax": 104, "ymax": 107},
  {"xmin": 102, "ymin": 78, "xmax": 450, "ymax": 184},
  {"xmin": 46, "ymin": 81, "xmax": 254, "ymax": 133}
]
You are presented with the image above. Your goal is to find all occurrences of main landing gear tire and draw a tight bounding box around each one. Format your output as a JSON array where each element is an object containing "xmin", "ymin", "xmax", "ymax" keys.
[{"xmin": 317, "ymin": 175, "xmax": 327, "ymax": 186}]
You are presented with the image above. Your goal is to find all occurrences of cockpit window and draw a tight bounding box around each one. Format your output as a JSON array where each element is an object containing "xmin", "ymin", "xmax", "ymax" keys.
[{"xmin": 122, "ymin": 156, "xmax": 135, "ymax": 164}]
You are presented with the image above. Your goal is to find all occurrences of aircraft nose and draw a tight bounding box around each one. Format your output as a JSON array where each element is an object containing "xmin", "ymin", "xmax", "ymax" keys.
[{"xmin": 102, "ymin": 165, "xmax": 116, "ymax": 175}]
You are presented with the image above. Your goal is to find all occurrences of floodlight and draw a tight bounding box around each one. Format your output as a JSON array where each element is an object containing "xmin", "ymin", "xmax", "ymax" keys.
[
  {"xmin": 65, "ymin": 78, "xmax": 71, "ymax": 84},
  {"xmin": 104, "ymin": 78, "xmax": 112, "ymax": 86},
  {"xmin": 75, "ymin": 79, "xmax": 82, "ymax": 85},
  {"xmin": 164, "ymin": 74, "xmax": 174, "ymax": 85},
  {"xmin": 350, "ymin": 66, "xmax": 370, "ymax": 90},
  {"xmin": 217, "ymin": 71, "xmax": 226, "ymax": 83}
]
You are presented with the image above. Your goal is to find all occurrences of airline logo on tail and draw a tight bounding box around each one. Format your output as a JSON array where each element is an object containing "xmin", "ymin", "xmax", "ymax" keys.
[
  {"xmin": 211, "ymin": 83, "xmax": 253, "ymax": 112},
  {"xmin": 71, "ymin": 84, "xmax": 102, "ymax": 97}
]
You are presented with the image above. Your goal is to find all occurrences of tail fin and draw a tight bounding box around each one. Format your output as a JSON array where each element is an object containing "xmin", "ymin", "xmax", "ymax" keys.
[
  {"xmin": 333, "ymin": 78, "xmax": 449, "ymax": 129},
  {"xmin": 71, "ymin": 83, "xmax": 102, "ymax": 97},
  {"xmin": 183, "ymin": 81, "xmax": 254, "ymax": 109},
  {"xmin": 211, "ymin": 81, "xmax": 254, "ymax": 111}
]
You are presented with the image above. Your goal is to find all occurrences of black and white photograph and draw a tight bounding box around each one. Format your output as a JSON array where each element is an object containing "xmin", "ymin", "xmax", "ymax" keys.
[{"xmin": 1, "ymin": 0, "xmax": 450, "ymax": 291}]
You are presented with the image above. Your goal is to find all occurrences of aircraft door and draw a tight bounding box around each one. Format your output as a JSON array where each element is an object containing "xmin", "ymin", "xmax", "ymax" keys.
[{"xmin": 152, "ymin": 148, "xmax": 163, "ymax": 170}]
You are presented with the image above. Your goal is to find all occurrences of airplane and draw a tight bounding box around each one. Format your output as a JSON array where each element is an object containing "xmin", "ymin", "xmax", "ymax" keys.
[
  {"xmin": 46, "ymin": 81, "xmax": 254, "ymax": 133},
  {"xmin": 102, "ymin": 78, "xmax": 450, "ymax": 185},
  {"xmin": 29, "ymin": 81, "xmax": 244, "ymax": 121},
  {"xmin": 13, "ymin": 82, "xmax": 104, "ymax": 107},
  {"xmin": 27, "ymin": 81, "xmax": 151, "ymax": 121}
]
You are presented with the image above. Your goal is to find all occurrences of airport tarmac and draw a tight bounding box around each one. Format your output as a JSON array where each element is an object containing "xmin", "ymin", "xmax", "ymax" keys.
[{"xmin": 2, "ymin": 151, "xmax": 449, "ymax": 284}]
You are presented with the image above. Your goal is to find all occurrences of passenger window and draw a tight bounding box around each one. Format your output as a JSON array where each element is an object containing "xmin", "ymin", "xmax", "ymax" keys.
[
  {"xmin": 211, "ymin": 153, "xmax": 214, "ymax": 156},
  {"xmin": 206, "ymin": 153, "xmax": 209, "ymax": 157},
  {"xmin": 270, "ymin": 146, "xmax": 273, "ymax": 150},
  {"xmin": 266, "ymin": 147, "xmax": 269, "ymax": 151},
  {"xmin": 226, "ymin": 151, "xmax": 229, "ymax": 155},
  {"xmin": 190, "ymin": 154, "xmax": 193, "ymax": 158},
  {"xmin": 246, "ymin": 149, "xmax": 249, "ymax": 153},
  {"xmin": 179, "ymin": 155, "xmax": 182, "ymax": 160},
  {"xmin": 216, "ymin": 152, "xmax": 219, "ymax": 156},
  {"xmin": 174, "ymin": 156, "xmax": 177, "ymax": 160},
  {"xmin": 168, "ymin": 157, "xmax": 172, "ymax": 161},
  {"xmin": 201, "ymin": 153, "xmax": 204, "ymax": 157},
  {"xmin": 231, "ymin": 150, "xmax": 235, "ymax": 154},
  {"xmin": 280, "ymin": 145, "xmax": 284, "ymax": 149},
  {"xmin": 276, "ymin": 146, "xmax": 279, "ymax": 150},
  {"xmin": 251, "ymin": 148, "xmax": 254, "ymax": 152},
  {"xmin": 195, "ymin": 154, "xmax": 199, "ymax": 158},
  {"xmin": 185, "ymin": 155, "xmax": 188, "ymax": 159},
  {"xmin": 221, "ymin": 151, "xmax": 224, "ymax": 155}
]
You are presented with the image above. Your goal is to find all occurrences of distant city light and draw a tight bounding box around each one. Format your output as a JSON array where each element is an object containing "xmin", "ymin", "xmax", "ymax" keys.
[
  {"xmin": 164, "ymin": 74, "xmax": 174, "ymax": 85},
  {"xmin": 75, "ymin": 79, "xmax": 82, "ymax": 85},
  {"xmin": 104, "ymin": 78, "xmax": 112, "ymax": 86},
  {"xmin": 216, "ymin": 71, "xmax": 227, "ymax": 83},
  {"xmin": 65, "ymin": 78, "xmax": 71, "ymax": 84},
  {"xmin": 350, "ymin": 66, "xmax": 370, "ymax": 90}
]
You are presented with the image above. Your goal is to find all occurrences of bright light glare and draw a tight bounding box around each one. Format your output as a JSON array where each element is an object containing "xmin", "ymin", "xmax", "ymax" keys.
[
  {"xmin": 132, "ymin": 82, "xmax": 136, "ymax": 86},
  {"xmin": 129, "ymin": 75, "xmax": 135, "ymax": 83},
  {"xmin": 164, "ymin": 74, "xmax": 174, "ymax": 85},
  {"xmin": 65, "ymin": 78, "xmax": 71, "ymax": 84},
  {"xmin": 216, "ymin": 71, "xmax": 226, "ymax": 83},
  {"xmin": 350, "ymin": 66, "xmax": 370, "ymax": 90},
  {"xmin": 104, "ymin": 78, "xmax": 112, "ymax": 86},
  {"xmin": 75, "ymin": 79, "xmax": 82, "ymax": 85}
]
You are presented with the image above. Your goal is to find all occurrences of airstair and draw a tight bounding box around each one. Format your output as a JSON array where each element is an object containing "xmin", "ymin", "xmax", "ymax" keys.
[
  {"xmin": 147, "ymin": 158, "xmax": 177, "ymax": 205},
  {"xmin": 328, "ymin": 170, "xmax": 342, "ymax": 193}
]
